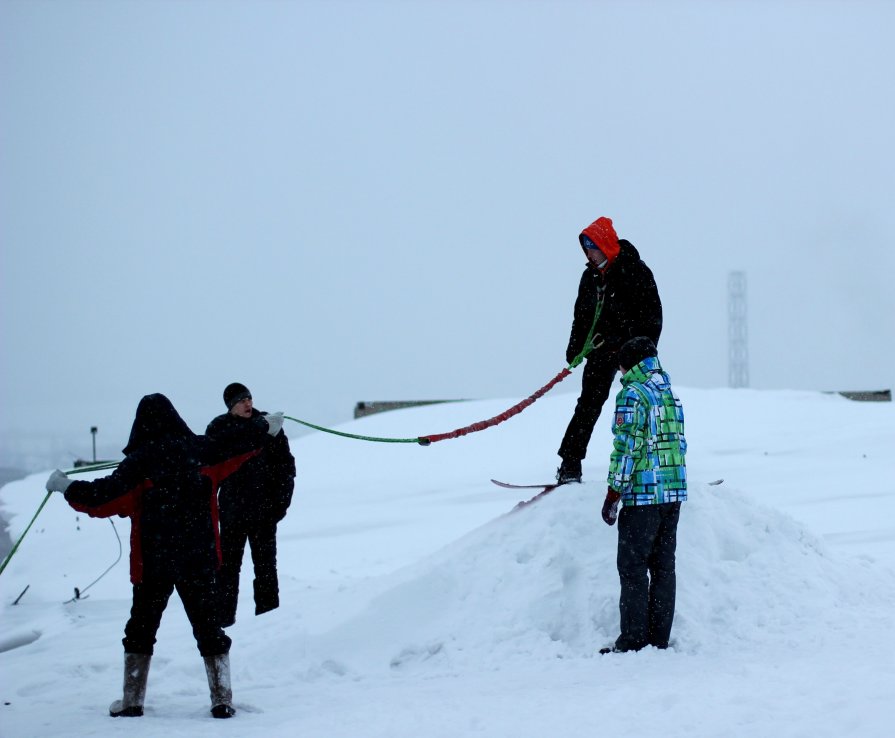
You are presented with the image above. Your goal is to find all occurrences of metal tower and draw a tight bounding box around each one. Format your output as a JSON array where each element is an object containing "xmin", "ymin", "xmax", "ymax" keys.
[{"xmin": 728, "ymin": 271, "xmax": 749, "ymax": 388}]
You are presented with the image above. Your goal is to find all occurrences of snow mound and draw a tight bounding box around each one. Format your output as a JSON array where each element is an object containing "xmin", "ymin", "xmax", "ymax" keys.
[{"xmin": 262, "ymin": 481, "xmax": 886, "ymax": 678}]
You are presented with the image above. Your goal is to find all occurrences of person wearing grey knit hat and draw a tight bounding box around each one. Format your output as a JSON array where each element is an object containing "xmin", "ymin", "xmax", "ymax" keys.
[
  {"xmin": 223, "ymin": 382, "xmax": 252, "ymax": 411},
  {"xmin": 206, "ymin": 384, "xmax": 295, "ymax": 627}
]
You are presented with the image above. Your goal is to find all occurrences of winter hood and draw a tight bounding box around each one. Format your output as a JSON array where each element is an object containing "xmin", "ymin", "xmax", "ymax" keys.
[{"xmin": 123, "ymin": 393, "xmax": 197, "ymax": 455}]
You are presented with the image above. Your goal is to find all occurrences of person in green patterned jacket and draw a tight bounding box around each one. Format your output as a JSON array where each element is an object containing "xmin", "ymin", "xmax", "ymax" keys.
[{"xmin": 599, "ymin": 336, "xmax": 687, "ymax": 654}]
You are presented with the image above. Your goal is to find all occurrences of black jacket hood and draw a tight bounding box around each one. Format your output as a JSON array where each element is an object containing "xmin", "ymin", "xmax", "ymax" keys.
[{"xmin": 123, "ymin": 393, "xmax": 197, "ymax": 455}]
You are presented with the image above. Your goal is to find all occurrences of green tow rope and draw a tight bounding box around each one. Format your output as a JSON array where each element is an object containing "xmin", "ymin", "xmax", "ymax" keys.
[
  {"xmin": 284, "ymin": 416, "xmax": 426, "ymax": 444},
  {"xmin": 0, "ymin": 294, "xmax": 606, "ymax": 579},
  {"xmin": 283, "ymin": 292, "xmax": 606, "ymax": 444},
  {"xmin": 0, "ymin": 460, "xmax": 122, "ymax": 578},
  {"xmin": 566, "ymin": 290, "xmax": 605, "ymax": 370}
]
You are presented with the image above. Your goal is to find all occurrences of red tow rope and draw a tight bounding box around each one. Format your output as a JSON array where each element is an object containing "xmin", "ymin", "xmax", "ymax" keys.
[
  {"xmin": 419, "ymin": 367, "xmax": 573, "ymax": 444},
  {"xmin": 285, "ymin": 294, "xmax": 602, "ymax": 446}
]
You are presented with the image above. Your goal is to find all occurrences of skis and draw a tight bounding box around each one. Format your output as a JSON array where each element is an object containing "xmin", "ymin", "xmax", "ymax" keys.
[
  {"xmin": 490, "ymin": 479, "xmax": 566, "ymax": 511},
  {"xmin": 494, "ymin": 478, "xmax": 725, "ymax": 488},
  {"xmin": 490, "ymin": 479, "xmax": 561, "ymax": 490},
  {"xmin": 491, "ymin": 477, "xmax": 725, "ymax": 512}
]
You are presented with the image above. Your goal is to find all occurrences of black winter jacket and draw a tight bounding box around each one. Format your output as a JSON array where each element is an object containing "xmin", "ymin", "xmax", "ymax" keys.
[
  {"xmin": 64, "ymin": 394, "xmax": 261, "ymax": 583},
  {"xmin": 565, "ymin": 239, "xmax": 663, "ymax": 366},
  {"xmin": 205, "ymin": 408, "xmax": 296, "ymax": 525}
]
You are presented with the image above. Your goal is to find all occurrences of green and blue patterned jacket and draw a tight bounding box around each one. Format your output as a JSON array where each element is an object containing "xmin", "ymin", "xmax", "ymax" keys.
[{"xmin": 607, "ymin": 356, "xmax": 687, "ymax": 505}]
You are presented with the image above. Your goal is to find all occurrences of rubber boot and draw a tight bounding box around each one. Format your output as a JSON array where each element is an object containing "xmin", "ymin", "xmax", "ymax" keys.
[
  {"xmin": 204, "ymin": 653, "xmax": 235, "ymax": 718},
  {"xmin": 109, "ymin": 652, "xmax": 150, "ymax": 717}
]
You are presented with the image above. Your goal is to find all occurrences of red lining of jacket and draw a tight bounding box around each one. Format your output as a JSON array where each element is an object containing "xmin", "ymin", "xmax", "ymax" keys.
[{"xmin": 67, "ymin": 449, "xmax": 261, "ymax": 583}]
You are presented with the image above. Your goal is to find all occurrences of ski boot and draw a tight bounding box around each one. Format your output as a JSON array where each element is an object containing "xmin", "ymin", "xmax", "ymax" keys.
[{"xmin": 556, "ymin": 458, "xmax": 582, "ymax": 484}]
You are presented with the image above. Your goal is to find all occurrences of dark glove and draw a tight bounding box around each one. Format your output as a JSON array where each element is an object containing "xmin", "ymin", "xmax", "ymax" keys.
[
  {"xmin": 602, "ymin": 488, "xmax": 622, "ymax": 526},
  {"xmin": 46, "ymin": 469, "xmax": 72, "ymax": 494}
]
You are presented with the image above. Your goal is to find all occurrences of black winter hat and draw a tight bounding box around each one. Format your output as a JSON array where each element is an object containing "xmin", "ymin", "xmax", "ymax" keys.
[
  {"xmin": 618, "ymin": 337, "xmax": 658, "ymax": 371},
  {"xmin": 223, "ymin": 382, "xmax": 252, "ymax": 409}
]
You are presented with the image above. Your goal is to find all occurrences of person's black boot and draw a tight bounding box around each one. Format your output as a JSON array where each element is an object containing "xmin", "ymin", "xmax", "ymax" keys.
[{"xmin": 556, "ymin": 459, "xmax": 582, "ymax": 484}]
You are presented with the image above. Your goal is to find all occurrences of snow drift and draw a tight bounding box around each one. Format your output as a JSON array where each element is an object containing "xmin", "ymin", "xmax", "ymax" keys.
[{"xmin": 1, "ymin": 387, "xmax": 894, "ymax": 738}]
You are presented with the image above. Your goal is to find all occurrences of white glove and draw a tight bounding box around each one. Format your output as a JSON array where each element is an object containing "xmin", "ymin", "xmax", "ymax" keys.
[
  {"xmin": 265, "ymin": 411, "xmax": 285, "ymax": 436},
  {"xmin": 46, "ymin": 469, "xmax": 72, "ymax": 494}
]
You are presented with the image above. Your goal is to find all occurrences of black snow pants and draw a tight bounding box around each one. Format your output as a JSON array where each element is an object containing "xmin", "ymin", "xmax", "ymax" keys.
[
  {"xmin": 218, "ymin": 513, "xmax": 280, "ymax": 626},
  {"xmin": 122, "ymin": 575, "xmax": 231, "ymax": 657},
  {"xmin": 615, "ymin": 501, "xmax": 682, "ymax": 652},
  {"xmin": 558, "ymin": 354, "xmax": 618, "ymax": 462}
]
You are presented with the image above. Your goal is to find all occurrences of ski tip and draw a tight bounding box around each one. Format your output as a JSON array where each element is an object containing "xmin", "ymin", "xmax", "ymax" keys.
[
  {"xmin": 491, "ymin": 479, "xmax": 562, "ymax": 490},
  {"xmin": 707, "ymin": 478, "xmax": 724, "ymax": 486},
  {"xmin": 491, "ymin": 479, "xmax": 535, "ymax": 489}
]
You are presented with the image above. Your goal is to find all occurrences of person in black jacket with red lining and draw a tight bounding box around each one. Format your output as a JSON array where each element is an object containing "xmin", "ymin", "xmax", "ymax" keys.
[
  {"xmin": 556, "ymin": 217, "xmax": 663, "ymax": 484},
  {"xmin": 45, "ymin": 393, "xmax": 283, "ymax": 720},
  {"xmin": 206, "ymin": 382, "xmax": 296, "ymax": 627}
]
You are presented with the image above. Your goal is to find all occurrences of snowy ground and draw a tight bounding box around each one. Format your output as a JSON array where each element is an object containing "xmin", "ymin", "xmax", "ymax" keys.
[{"xmin": 1, "ymin": 385, "xmax": 894, "ymax": 738}]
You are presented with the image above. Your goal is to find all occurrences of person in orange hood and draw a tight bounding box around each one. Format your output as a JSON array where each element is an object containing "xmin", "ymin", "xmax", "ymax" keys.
[{"xmin": 556, "ymin": 217, "xmax": 663, "ymax": 484}]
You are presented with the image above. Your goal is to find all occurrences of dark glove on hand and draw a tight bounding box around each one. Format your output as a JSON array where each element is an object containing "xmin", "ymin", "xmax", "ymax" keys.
[{"xmin": 602, "ymin": 488, "xmax": 622, "ymax": 526}]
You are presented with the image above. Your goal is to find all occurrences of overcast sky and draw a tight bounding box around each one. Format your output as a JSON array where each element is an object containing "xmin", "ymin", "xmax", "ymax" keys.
[{"xmin": 2, "ymin": 0, "xmax": 894, "ymax": 465}]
